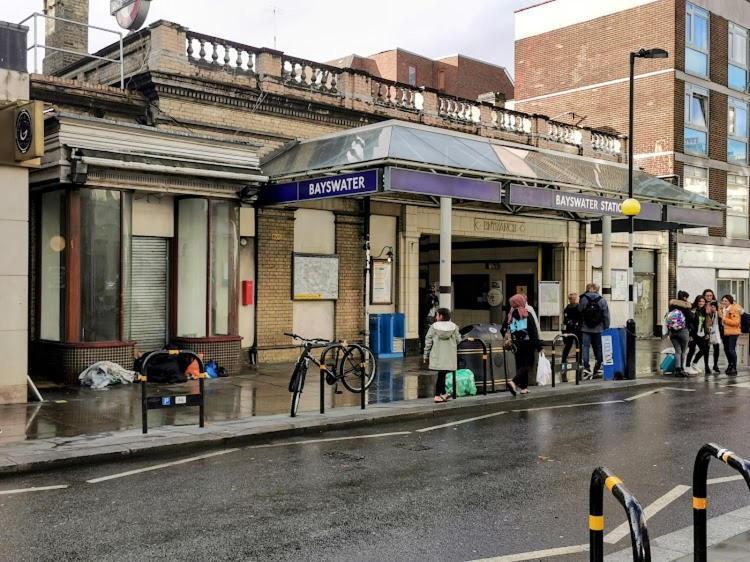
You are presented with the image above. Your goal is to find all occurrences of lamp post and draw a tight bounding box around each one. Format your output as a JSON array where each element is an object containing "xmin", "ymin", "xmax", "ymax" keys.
[{"xmin": 626, "ymin": 47, "xmax": 668, "ymax": 379}]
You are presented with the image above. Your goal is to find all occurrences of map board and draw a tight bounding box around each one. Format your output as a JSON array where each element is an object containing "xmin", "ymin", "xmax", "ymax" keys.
[
  {"xmin": 293, "ymin": 254, "xmax": 339, "ymax": 300},
  {"xmin": 538, "ymin": 281, "xmax": 561, "ymax": 317}
]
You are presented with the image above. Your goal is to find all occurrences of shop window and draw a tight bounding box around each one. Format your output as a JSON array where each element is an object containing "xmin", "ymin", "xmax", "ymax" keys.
[
  {"xmin": 683, "ymin": 165, "xmax": 709, "ymax": 236},
  {"xmin": 177, "ymin": 199, "xmax": 208, "ymax": 338},
  {"xmin": 408, "ymin": 66, "xmax": 416, "ymax": 86},
  {"xmin": 684, "ymin": 83, "xmax": 708, "ymax": 156},
  {"xmin": 210, "ymin": 201, "xmax": 238, "ymax": 336},
  {"xmin": 686, "ymin": 3, "xmax": 709, "ymax": 77},
  {"xmin": 729, "ymin": 23, "xmax": 748, "ymax": 91},
  {"xmin": 717, "ymin": 278, "xmax": 747, "ymax": 305},
  {"xmin": 727, "ymin": 174, "xmax": 749, "ymax": 239},
  {"xmin": 728, "ymin": 98, "xmax": 749, "ymax": 164},
  {"xmin": 40, "ymin": 190, "xmax": 65, "ymax": 341}
]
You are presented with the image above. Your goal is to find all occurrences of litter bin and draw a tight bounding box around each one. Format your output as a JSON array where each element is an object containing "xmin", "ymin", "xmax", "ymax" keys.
[
  {"xmin": 459, "ymin": 324, "xmax": 515, "ymax": 390},
  {"xmin": 601, "ymin": 327, "xmax": 626, "ymax": 380}
]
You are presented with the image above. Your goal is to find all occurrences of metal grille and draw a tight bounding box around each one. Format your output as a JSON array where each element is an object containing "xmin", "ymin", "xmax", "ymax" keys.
[{"xmin": 131, "ymin": 237, "xmax": 169, "ymax": 351}]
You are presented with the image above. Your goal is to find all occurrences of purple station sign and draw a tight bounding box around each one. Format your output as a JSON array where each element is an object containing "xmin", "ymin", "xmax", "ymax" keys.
[
  {"xmin": 260, "ymin": 169, "xmax": 379, "ymax": 205},
  {"xmin": 507, "ymin": 184, "xmax": 663, "ymax": 220}
]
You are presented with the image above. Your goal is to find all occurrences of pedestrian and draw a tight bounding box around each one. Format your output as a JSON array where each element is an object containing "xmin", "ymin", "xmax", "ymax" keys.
[
  {"xmin": 423, "ymin": 307, "xmax": 461, "ymax": 402},
  {"xmin": 702, "ymin": 289, "xmax": 722, "ymax": 373},
  {"xmin": 503, "ymin": 293, "xmax": 543, "ymax": 396},
  {"xmin": 685, "ymin": 295, "xmax": 711, "ymax": 375},
  {"xmin": 561, "ymin": 292, "xmax": 582, "ymax": 381},
  {"xmin": 665, "ymin": 291, "xmax": 692, "ymax": 377},
  {"xmin": 578, "ymin": 283, "xmax": 610, "ymax": 378},
  {"xmin": 719, "ymin": 295, "xmax": 742, "ymax": 376}
]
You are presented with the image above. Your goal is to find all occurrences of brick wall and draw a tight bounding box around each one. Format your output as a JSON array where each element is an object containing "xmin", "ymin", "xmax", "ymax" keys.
[
  {"xmin": 708, "ymin": 168, "xmax": 728, "ymax": 237},
  {"xmin": 334, "ymin": 214, "xmax": 365, "ymax": 342},
  {"xmin": 710, "ymin": 12, "xmax": 729, "ymax": 87},
  {"xmin": 439, "ymin": 55, "xmax": 515, "ymax": 100},
  {"xmin": 43, "ymin": 0, "xmax": 89, "ymax": 75},
  {"xmin": 708, "ymin": 90, "xmax": 728, "ymax": 162}
]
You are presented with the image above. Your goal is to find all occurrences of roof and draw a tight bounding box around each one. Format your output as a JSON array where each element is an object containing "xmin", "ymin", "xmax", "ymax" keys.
[{"xmin": 261, "ymin": 120, "xmax": 720, "ymax": 210}]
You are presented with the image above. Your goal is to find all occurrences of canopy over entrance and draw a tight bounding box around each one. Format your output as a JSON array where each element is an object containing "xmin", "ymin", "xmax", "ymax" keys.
[{"xmin": 261, "ymin": 120, "xmax": 722, "ymax": 229}]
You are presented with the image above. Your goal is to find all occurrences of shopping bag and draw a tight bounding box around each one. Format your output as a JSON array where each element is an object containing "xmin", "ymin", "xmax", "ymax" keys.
[
  {"xmin": 536, "ymin": 351, "xmax": 552, "ymax": 386},
  {"xmin": 660, "ymin": 353, "xmax": 676, "ymax": 374},
  {"xmin": 445, "ymin": 369, "xmax": 478, "ymax": 397}
]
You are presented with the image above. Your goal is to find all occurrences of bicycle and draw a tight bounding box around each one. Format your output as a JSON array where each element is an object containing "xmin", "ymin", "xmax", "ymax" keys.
[{"xmin": 285, "ymin": 333, "xmax": 377, "ymax": 417}]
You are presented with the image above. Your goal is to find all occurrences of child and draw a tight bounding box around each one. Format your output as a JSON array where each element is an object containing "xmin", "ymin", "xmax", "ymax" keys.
[{"xmin": 423, "ymin": 307, "xmax": 460, "ymax": 403}]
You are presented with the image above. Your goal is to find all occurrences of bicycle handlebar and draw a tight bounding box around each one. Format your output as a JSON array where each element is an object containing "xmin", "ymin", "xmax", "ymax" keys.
[{"xmin": 284, "ymin": 332, "xmax": 331, "ymax": 345}]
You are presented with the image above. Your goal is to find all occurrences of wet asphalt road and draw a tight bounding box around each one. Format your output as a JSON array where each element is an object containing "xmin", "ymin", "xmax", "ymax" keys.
[{"xmin": 2, "ymin": 376, "xmax": 750, "ymax": 561}]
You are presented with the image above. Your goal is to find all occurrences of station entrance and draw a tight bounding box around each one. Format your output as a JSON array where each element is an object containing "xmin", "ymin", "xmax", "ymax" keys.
[{"xmin": 418, "ymin": 235, "xmax": 563, "ymax": 340}]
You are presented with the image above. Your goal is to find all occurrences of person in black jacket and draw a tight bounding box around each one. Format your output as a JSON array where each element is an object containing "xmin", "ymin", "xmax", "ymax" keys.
[
  {"xmin": 560, "ymin": 292, "xmax": 581, "ymax": 382},
  {"xmin": 502, "ymin": 293, "xmax": 543, "ymax": 396}
]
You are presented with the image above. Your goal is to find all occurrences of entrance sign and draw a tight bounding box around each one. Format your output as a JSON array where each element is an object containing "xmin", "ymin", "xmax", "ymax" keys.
[
  {"xmin": 507, "ymin": 184, "xmax": 662, "ymax": 220},
  {"xmin": 261, "ymin": 170, "xmax": 378, "ymax": 205},
  {"xmin": 371, "ymin": 259, "xmax": 393, "ymax": 304},
  {"xmin": 538, "ymin": 281, "xmax": 561, "ymax": 317},
  {"xmin": 292, "ymin": 254, "xmax": 339, "ymax": 300}
]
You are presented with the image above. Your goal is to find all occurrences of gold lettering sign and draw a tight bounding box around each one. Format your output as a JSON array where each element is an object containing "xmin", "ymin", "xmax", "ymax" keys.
[{"xmin": 473, "ymin": 218, "xmax": 527, "ymax": 235}]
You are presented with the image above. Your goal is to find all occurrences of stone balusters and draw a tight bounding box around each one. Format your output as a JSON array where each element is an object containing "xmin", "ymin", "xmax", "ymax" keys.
[
  {"xmin": 282, "ymin": 57, "xmax": 339, "ymax": 94},
  {"xmin": 547, "ymin": 120, "xmax": 584, "ymax": 146},
  {"xmin": 186, "ymin": 32, "xmax": 258, "ymax": 73},
  {"xmin": 372, "ymin": 80, "xmax": 423, "ymax": 111},
  {"xmin": 492, "ymin": 108, "xmax": 533, "ymax": 134},
  {"xmin": 438, "ymin": 97, "xmax": 480, "ymax": 123},
  {"xmin": 591, "ymin": 131, "xmax": 623, "ymax": 155}
]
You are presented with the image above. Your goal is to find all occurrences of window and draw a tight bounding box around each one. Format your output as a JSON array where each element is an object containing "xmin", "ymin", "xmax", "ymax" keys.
[
  {"xmin": 729, "ymin": 98, "xmax": 749, "ymax": 164},
  {"xmin": 177, "ymin": 199, "xmax": 208, "ymax": 337},
  {"xmin": 729, "ymin": 23, "xmax": 748, "ymax": 91},
  {"xmin": 210, "ymin": 201, "xmax": 238, "ymax": 336},
  {"xmin": 686, "ymin": 3, "xmax": 709, "ymax": 77},
  {"xmin": 717, "ymin": 278, "xmax": 747, "ymax": 305},
  {"xmin": 727, "ymin": 174, "xmax": 749, "ymax": 239},
  {"xmin": 408, "ymin": 66, "xmax": 416, "ymax": 86},
  {"xmin": 684, "ymin": 84, "xmax": 708, "ymax": 155},
  {"xmin": 683, "ymin": 166, "xmax": 709, "ymax": 236},
  {"xmin": 39, "ymin": 191, "xmax": 65, "ymax": 341}
]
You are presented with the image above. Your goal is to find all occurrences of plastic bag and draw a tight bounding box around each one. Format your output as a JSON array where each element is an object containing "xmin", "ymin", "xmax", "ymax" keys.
[
  {"xmin": 79, "ymin": 361, "xmax": 136, "ymax": 389},
  {"xmin": 536, "ymin": 351, "xmax": 552, "ymax": 386},
  {"xmin": 445, "ymin": 369, "xmax": 477, "ymax": 397}
]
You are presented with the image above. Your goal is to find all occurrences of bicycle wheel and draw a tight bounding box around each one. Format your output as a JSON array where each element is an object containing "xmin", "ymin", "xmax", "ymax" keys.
[
  {"xmin": 289, "ymin": 361, "xmax": 307, "ymax": 417},
  {"xmin": 340, "ymin": 344, "xmax": 376, "ymax": 393}
]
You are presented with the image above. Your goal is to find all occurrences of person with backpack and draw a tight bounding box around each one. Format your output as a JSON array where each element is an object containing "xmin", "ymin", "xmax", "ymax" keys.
[
  {"xmin": 664, "ymin": 291, "xmax": 692, "ymax": 377},
  {"xmin": 560, "ymin": 293, "xmax": 582, "ymax": 381},
  {"xmin": 577, "ymin": 283, "xmax": 610, "ymax": 378},
  {"xmin": 423, "ymin": 307, "xmax": 461, "ymax": 402},
  {"xmin": 502, "ymin": 293, "xmax": 543, "ymax": 396},
  {"xmin": 719, "ymin": 295, "xmax": 742, "ymax": 376}
]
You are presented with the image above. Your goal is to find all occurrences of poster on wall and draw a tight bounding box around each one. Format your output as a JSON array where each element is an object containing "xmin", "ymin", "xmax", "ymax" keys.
[
  {"xmin": 538, "ymin": 281, "xmax": 561, "ymax": 317},
  {"xmin": 292, "ymin": 253, "xmax": 339, "ymax": 300},
  {"xmin": 371, "ymin": 259, "xmax": 393, "ymax": 304},
  {"xmin": 612, "ymin": 270, "xmax": 628, "ymax": 301}
]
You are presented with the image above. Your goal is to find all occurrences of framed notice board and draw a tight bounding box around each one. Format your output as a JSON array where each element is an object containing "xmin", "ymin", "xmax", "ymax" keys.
[
  {"xmin": 292, "ymin": 253, "xmax": 339, "ymax": 300},
  {"xmin": 371, "ymin": 259, "xmax": 393, "ymax": 305}
]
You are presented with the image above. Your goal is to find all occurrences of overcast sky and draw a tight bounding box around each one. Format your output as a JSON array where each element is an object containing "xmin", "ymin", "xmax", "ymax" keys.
[{"xmin": 5, "ymin": 0, "xmax": 532, "ymax": 77}]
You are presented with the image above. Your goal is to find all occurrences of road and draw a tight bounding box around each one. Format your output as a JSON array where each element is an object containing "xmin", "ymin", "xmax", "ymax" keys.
[{"xmin": 2, "ymin": 377, "xmax": 750, "ymax": 561}]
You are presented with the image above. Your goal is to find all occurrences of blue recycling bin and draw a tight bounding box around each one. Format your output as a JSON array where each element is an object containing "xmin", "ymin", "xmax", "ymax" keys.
[
  {"xmin": 601, "ymin": 327, "xmax": 626, "ymax": 380},
  {"xmin": 369, "ymin": 313, "xmax": 405, "ymax": 358}
]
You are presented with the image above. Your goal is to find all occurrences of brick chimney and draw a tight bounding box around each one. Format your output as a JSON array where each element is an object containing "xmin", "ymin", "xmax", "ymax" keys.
[{"xmin": 43, "ymin": 0, "xmax": 89, "ymax": 75}]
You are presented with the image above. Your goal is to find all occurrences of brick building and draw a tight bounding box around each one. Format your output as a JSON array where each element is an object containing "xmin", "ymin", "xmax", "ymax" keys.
[
  {"xmin": 9, "ymin": 0, "xmax": 723, "ymax": 398},
  {"xmin": 514, "ymin": 0, "xmax": 750, "ymax": 305},
  {"xmin": 328, "ymin": 49, "xmax": 514, "ymax": 102}
]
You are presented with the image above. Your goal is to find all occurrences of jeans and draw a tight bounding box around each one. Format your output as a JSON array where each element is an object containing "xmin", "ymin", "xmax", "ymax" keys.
[
  {"xmin": 669, "ymin": 329, "xmax": 690, "ymax": 370},
  {"xmin": 561, "ymin": 333, "xmax": 579, "ymax": 365},
  {"xmin": 581, "ymin": 332, "xmax": 603, "ymax": 371},
  {"xmin": 435, "ymin": 370, "xmax": 448, "ymax": 396},
  {"xmin": 723, "ymin": 335, "xmax": 739, "ymax": 369}
]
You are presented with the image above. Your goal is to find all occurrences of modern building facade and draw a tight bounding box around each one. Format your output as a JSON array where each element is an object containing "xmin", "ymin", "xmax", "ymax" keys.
[{"xmin": 514, "ymin": 0, "xmax": 750, "ymax": 307}]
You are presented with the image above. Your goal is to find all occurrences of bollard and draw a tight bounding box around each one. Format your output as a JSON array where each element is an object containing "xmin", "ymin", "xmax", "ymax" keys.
[
  {"xmin": 626, "ymin": 318, "xmax": 637, "ymax": 379},
  {"xmin": 361, "ymin": 366, "xmax": 366, "ymax": 410},
  {"xmin": 590, "ymin": 466, "xmax": 650, "ymax": 561},
  {"xmin": 693, "ymin": 443, "xmax": 750, "ymax": 561},
  {"xmin": 550, "ymin": 341, "xmax": 556, "ymax": 388},
  {"xmin": 320, "ymin": 367, "xmax": 325, "ymax": 414}
]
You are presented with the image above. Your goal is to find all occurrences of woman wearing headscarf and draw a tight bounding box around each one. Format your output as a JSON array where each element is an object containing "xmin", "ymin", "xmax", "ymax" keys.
[{"xmin": 502, "ymin": 293, "xmax": 543, "ymax": 395}]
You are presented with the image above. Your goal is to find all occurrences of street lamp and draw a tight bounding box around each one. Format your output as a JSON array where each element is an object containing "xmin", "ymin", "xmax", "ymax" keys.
[{"xmin": 626, "ymin": 47, "xmax": 668, "ymax": 379}]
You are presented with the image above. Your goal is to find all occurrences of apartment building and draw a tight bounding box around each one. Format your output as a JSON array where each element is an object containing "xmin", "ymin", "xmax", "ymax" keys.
[{"xmin": 514, "ymin": 0, "xmax": 750, "ymax": 305}]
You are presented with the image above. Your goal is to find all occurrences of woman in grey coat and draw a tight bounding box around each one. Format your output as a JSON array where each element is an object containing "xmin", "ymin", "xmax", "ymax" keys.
[{"xmin": 423, "ymin": 308, "xmax": 461, "ymax": 403}]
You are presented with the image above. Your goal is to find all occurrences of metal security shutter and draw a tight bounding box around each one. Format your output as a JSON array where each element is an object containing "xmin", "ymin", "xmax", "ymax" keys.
[{"xmin": 131, "ymin": 237, "xmax": 169, "ymax": 351}]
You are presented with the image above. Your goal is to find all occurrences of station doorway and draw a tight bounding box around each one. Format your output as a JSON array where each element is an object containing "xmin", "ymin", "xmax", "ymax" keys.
[{"xmin": 418, "ymin": 235, "xmax": 563, "ymax": 339}]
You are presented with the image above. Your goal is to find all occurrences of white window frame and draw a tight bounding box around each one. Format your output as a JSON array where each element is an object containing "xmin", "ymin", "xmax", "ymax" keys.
[
  {"xmin": 729, "ymin": 22, "xmax": 748, "ymax": 91},
  {"xmin": 727, "ymin": 174, "xmax": 749, "ymax": 239},
  {"xmin": 686, "ymin": 2, "xmax": 710, "ymax": 77},
  {"xmin": 728, "ymin": 97, "xmax": 749, "ymax": 165},
  {"xmin": 684, "ymin": 83, "xmax": 709, "ymax": 156},
  {"xmin": 683, "ymin": 165, "xmax": 709, "ymax": 236}
]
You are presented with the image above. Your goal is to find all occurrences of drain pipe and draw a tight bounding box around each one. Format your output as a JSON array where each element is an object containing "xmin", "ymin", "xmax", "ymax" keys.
[{"xmin": 364, "ymin": 198, "xmax": 371, "ymax": 345}]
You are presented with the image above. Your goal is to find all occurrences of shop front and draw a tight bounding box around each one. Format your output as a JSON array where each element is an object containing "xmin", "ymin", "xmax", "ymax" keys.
[{"xmin": 30, "ymin": 113, "xmax": 264, "ymax": 382}]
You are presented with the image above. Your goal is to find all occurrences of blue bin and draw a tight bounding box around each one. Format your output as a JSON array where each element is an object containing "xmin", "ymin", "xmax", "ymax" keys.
[
  {"xmin": 369, "ymin": 313, "xmax": 405, "ymax": 358},
  {"xmin": 601, "ymin": 328, "xmax": 626, "ymax": 380}
]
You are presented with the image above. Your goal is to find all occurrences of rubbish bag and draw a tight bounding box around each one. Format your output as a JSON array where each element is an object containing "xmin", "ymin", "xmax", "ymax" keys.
[
  {"xmin": 79, "ymin": 361, "xmax": 136, "ymax": 389},
  {"xmin": 536, "ymin": 351, "xmax": 552, "ymax": 386},
  {"xmin": 445, "ymin": 369, "xmax": 477, "ymax": 397}
]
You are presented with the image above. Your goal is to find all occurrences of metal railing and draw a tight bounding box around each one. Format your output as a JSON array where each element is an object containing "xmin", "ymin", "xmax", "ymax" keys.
[{"xmin": 19, "ymin": 12, "xmax": 124, "ymax": 88}]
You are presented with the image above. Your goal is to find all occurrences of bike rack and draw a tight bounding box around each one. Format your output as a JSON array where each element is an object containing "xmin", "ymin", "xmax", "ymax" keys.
[
  {"xmin": 693, "ymin": 443, "xmax": 750, "ymax": 561},
  {"xmin": 138, "ymin": 349, "xmax": 206, "ymax": 434},
  {"xmin": 318, "ymin": 344, "xmax": 366, "ymax": 415},
  {"xmin": 456, "ymin": 337, "xmax": 493, "ymax": 399},
  {"xmin": 550, "ymin": 333, "xmax": 582, "ymax": 387},
  {"xmin": 590, "ymin": 466, "xmax": 651, "ymax": 561}
]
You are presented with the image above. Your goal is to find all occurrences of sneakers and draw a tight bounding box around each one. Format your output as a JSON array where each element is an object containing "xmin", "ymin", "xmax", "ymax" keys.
[
  {"xmin": 582, "ymin": 368, "xmax": 593, "ymax": 381},
  {"xmin": 684, "ymin": 365, "xmax": 698, "ymax": 375}
]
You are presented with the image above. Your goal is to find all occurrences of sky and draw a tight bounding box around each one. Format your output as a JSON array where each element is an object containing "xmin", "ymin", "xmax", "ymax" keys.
[{"xmin": 5, "ymin": 0, "xmax": 533, "ymax": 77}]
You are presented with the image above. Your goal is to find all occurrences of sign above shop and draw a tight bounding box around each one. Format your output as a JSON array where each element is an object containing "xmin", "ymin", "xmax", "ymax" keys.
[
  {"xmin": 260, "ymin": 170, "xmax": 378, "ymax": 205},
  {"xmin": 507, "ymin": 184, "xmax": 662, "ymax": 220}
]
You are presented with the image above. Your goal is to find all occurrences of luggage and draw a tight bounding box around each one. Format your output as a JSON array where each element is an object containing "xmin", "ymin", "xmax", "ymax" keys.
[
  {"xmin": 660, "ymin": 353, "xmax": 676, "ymax": 374},
  {"xmin": 445, "ymin": 369, "xmax": 477, "ymax": 397}
]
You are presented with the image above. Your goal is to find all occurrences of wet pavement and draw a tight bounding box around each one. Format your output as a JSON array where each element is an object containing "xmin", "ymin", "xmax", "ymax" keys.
[
  {"xmin": 0, "ymin": 339, "xmax": 673, "ymax": 446},
  {"xmin": 0, "ymin": 338, "xmax": 720, "ymax": 446},
  {"xmin": 1, "ymin": 376, "xmax": 750, "ymax": 560}
]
